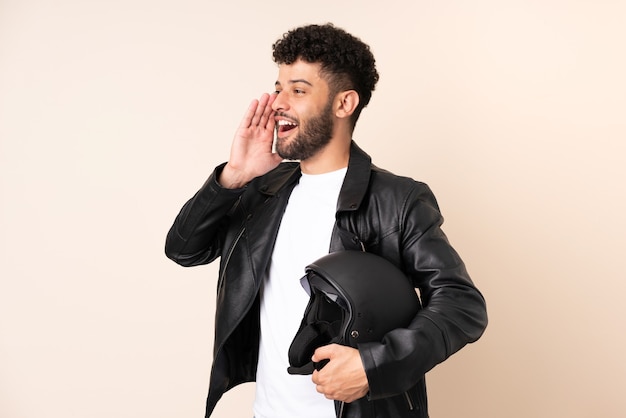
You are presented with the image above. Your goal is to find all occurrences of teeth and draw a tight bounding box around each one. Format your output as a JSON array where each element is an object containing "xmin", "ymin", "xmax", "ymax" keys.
[{"xmin": 277, "ymin": 120, "xmax": 297, "ymax": 126}]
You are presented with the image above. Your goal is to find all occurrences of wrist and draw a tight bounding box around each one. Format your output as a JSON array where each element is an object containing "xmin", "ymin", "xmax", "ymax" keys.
[{"xmin": 218, "ymin": 163, "xmax": 249, "ymax": 189}]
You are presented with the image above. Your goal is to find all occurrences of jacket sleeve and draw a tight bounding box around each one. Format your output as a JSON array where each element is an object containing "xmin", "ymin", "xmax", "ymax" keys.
[
  {"xmin": 165, "ymin": 163, "xmax": 245, "ymax": 267},
  {"xmin": 358, "ymin": 183, "xmax": 488, "ymax": 400}
]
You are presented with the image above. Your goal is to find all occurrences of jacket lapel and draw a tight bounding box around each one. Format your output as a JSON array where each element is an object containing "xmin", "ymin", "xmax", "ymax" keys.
[{"xmin": 331, "ymin": 141, "xmax": 372, "ymax": 252}]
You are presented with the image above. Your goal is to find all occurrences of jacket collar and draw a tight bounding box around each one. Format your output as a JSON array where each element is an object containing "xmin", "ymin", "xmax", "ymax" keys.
[
  {"xmin": 257, "ymin": 140, "xmax": 372, "ymax": 211},
  {"xmin": 257, "ymin": 162, "xmax": 300, "ymax": 196},
  {"xmin": 336, "ymin": 141, "xmax": 372, "ymax": 212}
]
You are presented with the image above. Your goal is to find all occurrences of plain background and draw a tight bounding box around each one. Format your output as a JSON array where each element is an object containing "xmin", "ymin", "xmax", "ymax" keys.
[{"xmin": 1, "ymin": 0, "xmax": 625, "ymax": 417}]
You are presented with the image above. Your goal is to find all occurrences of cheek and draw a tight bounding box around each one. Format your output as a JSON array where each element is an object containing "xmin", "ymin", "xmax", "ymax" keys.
[{"xmin": 299, "ymin": 103, "xmax": 324, "ymax": 121}]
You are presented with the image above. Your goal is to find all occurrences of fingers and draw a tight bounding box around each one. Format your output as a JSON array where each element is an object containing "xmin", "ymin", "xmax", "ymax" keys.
[
  {"xmin": 239, "ymin": 98, "xmax": 259, "ymax": 129},
  {"xmin": 311, "ymin": 343, "xmax": 337, "ymax": 363},
  {"xmin": 263, "ymin": 93, "xmax": 277, "ymax": 129},
  {"xmin": 249, "ymin": 93, "xmax": 269, "ymax": 127},
  {"xmin": 311, "ymin": 345, "xmax": 369, "ymax": 402},
  {"xmin": 240, "ymin": 93, "xmax": 275, "ymax": 129}
]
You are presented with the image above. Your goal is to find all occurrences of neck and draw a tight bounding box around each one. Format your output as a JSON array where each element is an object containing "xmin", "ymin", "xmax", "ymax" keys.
[{"xmin": 300, "ymin": 134, "xmax": 351, "ymax": 175}]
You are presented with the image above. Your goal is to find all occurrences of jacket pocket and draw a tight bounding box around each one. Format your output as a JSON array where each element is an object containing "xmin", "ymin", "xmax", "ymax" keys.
[
  {"xmin": 349, "ymin": 387, "xmax": 425, "ymax": 417},
  {"xmin": 382, "ymin": 387, "xmax": 424, "ymax": 417},
  {"xmin": 403, "ymin": 383, "xmax": 427, "ymax": 416}
]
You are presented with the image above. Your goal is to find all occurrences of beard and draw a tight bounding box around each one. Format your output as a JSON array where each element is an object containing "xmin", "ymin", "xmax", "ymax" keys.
[{"xmin": 275, "ymin": 99, "xmax": 334, "ymax": 161}]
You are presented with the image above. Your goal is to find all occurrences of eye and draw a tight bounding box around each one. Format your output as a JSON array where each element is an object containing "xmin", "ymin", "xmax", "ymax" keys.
[{"xmin": 294, "ymin": 88, "xmax": 305, "ymax": 94}]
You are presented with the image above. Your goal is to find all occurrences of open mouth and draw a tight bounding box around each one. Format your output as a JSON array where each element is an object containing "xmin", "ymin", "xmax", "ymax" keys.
[{"xmin": 277, "ymin": 119, "xmax": 299, "ymax": 136}]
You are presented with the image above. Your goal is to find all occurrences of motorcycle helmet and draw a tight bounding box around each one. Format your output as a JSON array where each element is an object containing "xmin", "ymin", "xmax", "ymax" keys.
[{"xmin": 287, "ymin": 251, "xmax": 421, "ymax": 375}]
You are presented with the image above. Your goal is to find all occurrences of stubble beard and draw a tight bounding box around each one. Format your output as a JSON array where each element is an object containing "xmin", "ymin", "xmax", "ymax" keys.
[{"xmin": 275, "ymin": 100, "xmax": 334, "ymax": 161}]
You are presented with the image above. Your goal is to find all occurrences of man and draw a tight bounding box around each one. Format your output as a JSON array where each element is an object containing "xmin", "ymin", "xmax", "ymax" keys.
[{"xmin": 165, "ymin": 23, "xmax": 487, "ymax": 418}]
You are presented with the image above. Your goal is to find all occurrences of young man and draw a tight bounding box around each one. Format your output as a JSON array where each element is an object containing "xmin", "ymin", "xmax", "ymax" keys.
[{"xmin": 165, "ymin": 23, "xmax": 487, "ymax": 418}]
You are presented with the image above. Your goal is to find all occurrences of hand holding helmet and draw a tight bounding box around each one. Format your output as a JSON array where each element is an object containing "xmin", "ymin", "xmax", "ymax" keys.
[
  {"xmin": 311, "ymin": 343, "xmax": 369, "ymax": 403},
  {"xmin": 288, "ymin": 251, "xmax": 421, "ymax": 403}
]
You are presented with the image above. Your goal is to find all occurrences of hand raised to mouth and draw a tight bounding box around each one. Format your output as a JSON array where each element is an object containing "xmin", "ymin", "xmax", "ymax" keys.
[{"xmin": 219, "ymin": 93, "xmax": 283, "ymax": 189}]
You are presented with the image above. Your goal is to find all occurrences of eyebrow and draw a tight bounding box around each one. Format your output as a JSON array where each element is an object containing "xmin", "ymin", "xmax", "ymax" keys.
[{"xmin": 275, "ymin": 79, "xmax": 314, "ymax": 87}]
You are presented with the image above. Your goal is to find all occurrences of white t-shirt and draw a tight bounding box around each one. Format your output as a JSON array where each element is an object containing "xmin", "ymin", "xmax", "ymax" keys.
[{"xmin": 253, "ymin": 167, "xmax": 347, "ymax": 418}]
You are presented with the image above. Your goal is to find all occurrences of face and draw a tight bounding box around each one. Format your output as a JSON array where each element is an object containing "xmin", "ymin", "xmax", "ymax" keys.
[{"xmin": 272, "ymin": 60, "xmax": 335, "ymax": 161}]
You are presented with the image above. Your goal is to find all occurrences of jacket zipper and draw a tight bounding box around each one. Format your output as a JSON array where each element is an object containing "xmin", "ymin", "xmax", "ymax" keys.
[
  {"xmin": 217, "ymin": 226, "xmax": 246, "ymax": 293},
  {"xmin": 218, "ymin": 195, "xmax": 272, "ymax": 304},
  {"xmin": 404, "ymin": 391, "xmax": 414, "ymax": 410},
  {"xmin": 224, "ymin": 226, "xmax": 245, "ymax": 270}
]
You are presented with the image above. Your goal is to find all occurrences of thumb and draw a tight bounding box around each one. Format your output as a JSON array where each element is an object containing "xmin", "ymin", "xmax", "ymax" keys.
[{"xmin": 311, "ymin": 343, "xmax": 337, "ymax": 362}]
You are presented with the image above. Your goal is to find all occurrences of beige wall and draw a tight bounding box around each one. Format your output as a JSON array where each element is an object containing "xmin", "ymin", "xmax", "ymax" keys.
[{"xmin": 1, "ymin": 1, "xmax": 625, "ymax": 417}]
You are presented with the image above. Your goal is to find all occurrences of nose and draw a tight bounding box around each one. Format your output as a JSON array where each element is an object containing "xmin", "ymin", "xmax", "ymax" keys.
[{"xmin": 272, "ymin": 92, "xmax": 288, "ymax": 112}]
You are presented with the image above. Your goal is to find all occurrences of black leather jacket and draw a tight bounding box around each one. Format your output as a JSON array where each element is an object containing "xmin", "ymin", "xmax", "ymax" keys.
[{"xmin": 165, "ymin": 142, "xmax": 488, "ymax": 418}]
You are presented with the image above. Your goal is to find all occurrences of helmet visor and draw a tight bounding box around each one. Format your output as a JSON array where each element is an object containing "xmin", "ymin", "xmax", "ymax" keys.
[{"xmin": 300, "ymin": 272, "xmax": 349, "ymax": 312}]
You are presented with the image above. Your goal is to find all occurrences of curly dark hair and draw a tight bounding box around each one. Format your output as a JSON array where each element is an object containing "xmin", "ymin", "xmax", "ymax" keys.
[{"xmin": 272, "ymin": 23, "xmax": 379, "ymax": 125}]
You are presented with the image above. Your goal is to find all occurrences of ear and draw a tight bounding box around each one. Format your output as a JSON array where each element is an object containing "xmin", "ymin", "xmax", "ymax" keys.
[{"xmin": 334, "ymin": 90, "xmax": 360, "ymax": 119}]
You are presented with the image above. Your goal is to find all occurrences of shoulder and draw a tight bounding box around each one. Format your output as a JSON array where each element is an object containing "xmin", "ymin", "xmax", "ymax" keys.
[{"xmin": 369, "ymin": 165, "xmax": 434, "ymax": 199}]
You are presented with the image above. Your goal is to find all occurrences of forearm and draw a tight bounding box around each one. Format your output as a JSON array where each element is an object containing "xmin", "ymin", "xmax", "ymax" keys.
[
  {"xmin": 360, "ymin": 186, "xmax": 487, "ymax": 399},
  {"xmin": 359, "ymin": 267, "xmax": 487, "ymax": 399},
  {"xmin": 165, "ymin": 164, "xmax": 245, "ymax": 267}
]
